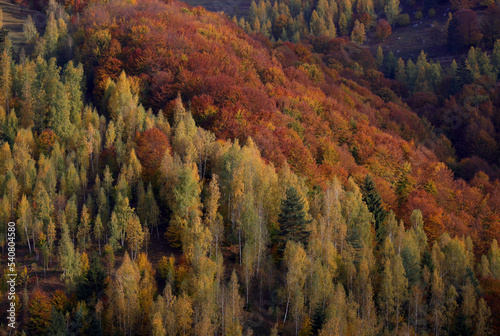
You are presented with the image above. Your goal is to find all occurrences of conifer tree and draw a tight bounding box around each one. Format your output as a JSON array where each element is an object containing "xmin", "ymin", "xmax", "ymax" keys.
[
  {"xmin": 277, "ymin": 186, "xmax": 311, "ymax": 254},
  {"xmin": 361, "ymin": 174, "xmax": 387, "ymax": 244}
]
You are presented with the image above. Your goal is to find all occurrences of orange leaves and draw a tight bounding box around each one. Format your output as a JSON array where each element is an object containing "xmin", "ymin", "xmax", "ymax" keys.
[
  {"xmin": 376, "ymin": 19, "xmax": 392, "ymax": 41},
  {"xmin": 136, "ymin": 127, "xmax": 170, "ymax": 179},
  {"xmin": 37, "ymin": 129, "xmax": 57, "ymax": 154}
]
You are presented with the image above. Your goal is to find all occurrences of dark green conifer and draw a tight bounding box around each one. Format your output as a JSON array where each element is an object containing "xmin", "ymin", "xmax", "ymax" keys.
[
  {"xmin": 277, "ymin": 186, "xmax": 311, "ymax": 252},
  {"xmin": 361, "ymin": 174, "xmax": 387, "ymax": 244}
]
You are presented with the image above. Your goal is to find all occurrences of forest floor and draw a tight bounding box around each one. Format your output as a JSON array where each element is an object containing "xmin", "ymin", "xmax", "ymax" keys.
[{"xmin": 0, "ymin": 0, "xmax": 45, "ymax": 48}]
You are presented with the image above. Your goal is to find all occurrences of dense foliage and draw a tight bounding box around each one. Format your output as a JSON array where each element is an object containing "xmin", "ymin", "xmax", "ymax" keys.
[{"xmin": 0, "ymin": 0, "xmax": 499, "ymax": 335}]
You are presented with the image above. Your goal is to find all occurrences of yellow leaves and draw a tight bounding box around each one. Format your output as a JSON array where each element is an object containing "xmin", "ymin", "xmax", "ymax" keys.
[
  {"xmin": 261, "ymin": 66, "xmax": 286, "ymax": 85},
  {"xmin": 80, "ymin": 252, "xmax": 90, "ymax": 274},
  {"xmin": 175, "ymin": 292, "xmax": 193, "ymax": 336},
  {"xmin": 297, "ymin": 63, "xmax": 324, "ymax": 83}
]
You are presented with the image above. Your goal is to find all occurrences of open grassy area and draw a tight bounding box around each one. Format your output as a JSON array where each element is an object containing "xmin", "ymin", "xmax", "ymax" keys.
[
  {"xmin": 0, "ymin": 0, "xmax": 45, "ymax": 48},
  {"xmin": 182, "ymin": 0, "xmax": 252, "ymax": 16}
]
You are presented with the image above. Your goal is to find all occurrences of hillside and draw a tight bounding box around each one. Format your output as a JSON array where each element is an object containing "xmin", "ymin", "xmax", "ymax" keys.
[
  {"xmin": 76, "ymin": 0, "xmax": 498, "ymax": 247},
  {"xmin": 0, "ymin": 0, "xmax": 499, "ymax": 335}
]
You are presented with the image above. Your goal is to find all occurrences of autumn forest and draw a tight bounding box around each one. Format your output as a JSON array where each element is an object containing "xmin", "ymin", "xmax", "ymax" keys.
[{"xmin": 0, "ymin": 0, "xmax": 500, "ymax": 335}]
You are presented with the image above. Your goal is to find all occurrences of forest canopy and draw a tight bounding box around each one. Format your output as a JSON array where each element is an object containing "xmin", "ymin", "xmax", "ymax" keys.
[{"xmin": 0, "ymin": 0, "xmax": 499, "ymax": 334}]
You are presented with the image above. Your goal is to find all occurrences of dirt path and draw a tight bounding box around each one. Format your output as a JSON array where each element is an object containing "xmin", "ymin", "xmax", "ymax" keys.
[{"xmin": 0, "ymin": 0, "xmax": 45, "ymax": 48}]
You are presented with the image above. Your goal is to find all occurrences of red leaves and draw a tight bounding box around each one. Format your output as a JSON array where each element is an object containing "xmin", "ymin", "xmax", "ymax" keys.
[
  {"xmin": 135, "ymin": 127, "xmax": 170, "ymax": 179},
  {"xmin": 376, "ymin": 19, "xmax": 392, "ymax": 41}
]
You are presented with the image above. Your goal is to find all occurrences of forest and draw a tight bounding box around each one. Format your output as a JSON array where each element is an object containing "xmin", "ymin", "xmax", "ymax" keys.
[{"xmin": 0, "ymin": 0, "xmax": 499, "ymax": 335}]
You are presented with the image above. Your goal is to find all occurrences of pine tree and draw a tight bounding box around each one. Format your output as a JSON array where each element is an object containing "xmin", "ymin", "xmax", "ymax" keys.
[
  {"xmin": 361, "ymin": 174, "xmax": 387, "ymax": 244},
  {"xmin": 277, "ymin": 186, "xmax": 311, "ymax": 255}
]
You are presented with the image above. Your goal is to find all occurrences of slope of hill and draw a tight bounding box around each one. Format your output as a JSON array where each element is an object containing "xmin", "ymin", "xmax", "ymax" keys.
[
  {"xmin": 76, "ymin": 0, "xmax": 499, "ymax": 247},
  {"xmin": 1, "ymin": 0, "xmax": 500, "ymax": 334}
]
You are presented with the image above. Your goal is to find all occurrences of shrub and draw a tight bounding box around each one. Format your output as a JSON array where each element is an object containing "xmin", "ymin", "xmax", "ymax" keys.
[
  {"xmin": 428, "ymin": 8, "xmax": 436, "ymax": 17},
  {"xmin": 415, "ymin": 11, "xmax": 423, "ymax": 20},
  {"xmin": 396, "ymin": 14, "xmax": 410, "ymax": 26}
]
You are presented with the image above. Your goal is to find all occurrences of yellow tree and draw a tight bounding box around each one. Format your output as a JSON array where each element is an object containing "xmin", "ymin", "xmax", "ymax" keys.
[
  {"xmin": 126, "ymin": 214, "xmax": 144, "ymax": 260},
  {"xmin": 283, "ymin": 241, "xmax": 309, "ymax": 335},
  {"xmin": 224, "ymin": 270, "xmax": 243, "ymax": 336},
  {"xmin": 110, "ymin": 253, "xmax": 140, "ymax": 335}
]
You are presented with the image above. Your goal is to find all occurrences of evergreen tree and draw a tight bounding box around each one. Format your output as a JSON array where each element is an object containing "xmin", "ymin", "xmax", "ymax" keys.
[
  {"xmin": 311, "ymin": 306, "xmax": 326, "ymax": 335},
  {"xmin": 361, "ymin": 174, "xmax": 387, "ymax": 244},
  {"xmin": 277, "ymin": 186, "xmax": 311, "ymax": 254}
]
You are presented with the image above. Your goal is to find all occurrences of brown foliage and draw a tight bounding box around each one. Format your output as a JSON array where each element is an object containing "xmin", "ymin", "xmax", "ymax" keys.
[
  {"xmin": 135, "ymin": 127, "xmax": 170, "ymax": 178},
  {"xmin": 376, "ymin": 19, "xmax": 392, "ymax": 41}
]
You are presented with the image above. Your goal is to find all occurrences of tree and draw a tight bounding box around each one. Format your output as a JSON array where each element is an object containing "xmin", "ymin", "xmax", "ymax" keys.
[
  {"xmin": 94, "ymin": 213, "xmax": 104, "ymax": 255},
  {"xmin": 310, "ymin": 10, "xmax": 326, "ymax": 36},
  {"xmin": 0, "ymin": 48, "xmax": 12, "ymax": 113},
  {"xmin": 351, "ymin": 20, "xmax": 366, "ymax": 45},
  {"xmin": 126, "ymin": 214, "xmax": 144, "ymax": 260},
  {"xmin": 488, "ymin": 239, "xmax": 500, "ymax": 279},
  {"xmin": 145, "ymin": 183, "xmax": 160, "ymax": 238},
  {"xmin": 361, "ymin": 175, "xmax": 387, "ymax": 244},
  {"xmin": 429, "ymin": 269, "xmax": 444, "ymax": 336},
  {"xmin": 110, "ymin": 253, "xmax": 141, "ymax": 335},
  {"xmin": 28, "ymin": 289, "xmax": 53, "ymax": 335},
  {"xmin": 176, "ymin": 291, "xmax": 194, "ymax": 336},
  {"xmin": 384, "ymin": 0, "xmax": 400, "ymax": 26},
  {"xmin": 59, "ymin": 218, "xmax": 81, "ymax": 287},
  {"xmin": 17, "ymin": 194, "xmax": 32, "ymax": 253},
  {"xmin": 205, "ymin": 174, "xmax": 224, "ymax": 260},
  {"xmin": 376, "ymin": 19, "xmax": 392, "ymax": 41},
  {"xmin": 395, "ymin": 162, "xmax": 414, "ymax": 206},
  {"xmin": 136, "ymin": 127, "xmax": 169, "ymax": 179},
  {"xmin": 474, "ymin": 298, "xmax": 493, "ymax": 336},
  {"xmin": 77, "ymin": 204, "xmax": 92, "ymax": 251},
  {"xmin": 376, "ymin": 45, "xmax": 384, "ymax": 68},
  {"xmin": 395, "ymin": 58, "xmax": 406, "ymax": 84},
  {"xmin": 277, "ymin": 186, "xmax": 311, "ymax": 256},
  {"xmin": 44, "ymin": 12, "xmax": 59, "ymax": 56},
  {"xmin": 338, "ymin": 12, "xmax": 349, "ymax": 36},
  {"xmin": 447, "ymin": 10, "xmax": 482, "ymax": 53},
  {"xmin": 283, "ymin": 241, "xmax": 309, "ymax": 335}
]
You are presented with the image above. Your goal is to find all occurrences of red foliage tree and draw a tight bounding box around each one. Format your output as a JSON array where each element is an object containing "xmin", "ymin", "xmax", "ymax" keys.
[
  {"xmin": 376, "ymin": 19, "xmax": 392, "ymax": 41},
  {"xmin": 135, "ymin": 127, "xmax": 170, "ymax": 179},
  {"xmin": 28, "ymin": 289, "xmax": 53, "ymax": 335}
]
